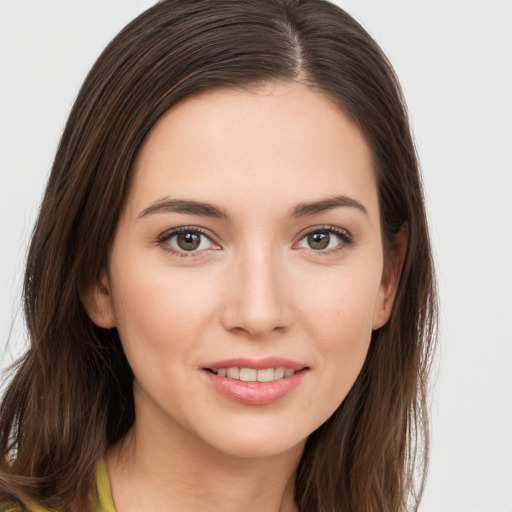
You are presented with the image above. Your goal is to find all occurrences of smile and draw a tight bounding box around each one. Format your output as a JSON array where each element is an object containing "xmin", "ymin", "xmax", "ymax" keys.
[
  {"xmin": 202, "ymin": 359, "xmax": 308, "ymax": 405},
  {"xmin": 208, "ymin": 367, "xmax": 297, "ymax": 382}
]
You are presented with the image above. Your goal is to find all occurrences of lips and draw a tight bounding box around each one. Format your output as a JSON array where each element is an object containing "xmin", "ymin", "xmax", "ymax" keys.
[{"xmin": 202, "ymin": 357, "xmax": 308, "ymax": 405}]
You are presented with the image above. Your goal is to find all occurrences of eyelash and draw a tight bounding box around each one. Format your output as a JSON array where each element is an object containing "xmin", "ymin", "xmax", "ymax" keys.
[{"xmin": 155, "ymin": 225, "xmax": 354, "ymax": 258}]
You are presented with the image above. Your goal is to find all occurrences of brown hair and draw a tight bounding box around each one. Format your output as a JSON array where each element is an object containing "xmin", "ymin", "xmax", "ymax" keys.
[{"xmin": 0, "ymin": 1, "xmax": 436, "ymax": 511}]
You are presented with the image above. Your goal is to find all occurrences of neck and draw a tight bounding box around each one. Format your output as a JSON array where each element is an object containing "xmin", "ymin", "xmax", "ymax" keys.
[{"xmin": 106, "ymin": 400, "xmax": 304, "ymax": 512}]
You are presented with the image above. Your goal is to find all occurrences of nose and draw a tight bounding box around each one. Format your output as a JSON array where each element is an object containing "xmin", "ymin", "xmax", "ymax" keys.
[{"xmin": 220, "ymin": 246, "xmax": 291, "ymax": 339}]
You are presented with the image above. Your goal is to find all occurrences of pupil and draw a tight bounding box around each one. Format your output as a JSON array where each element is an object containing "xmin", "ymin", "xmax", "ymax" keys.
[
  {"xmin": 308, "ymin": 231, "xmax": 330, "ymax": 250},
  {"xmin": 177, "ymin": 232, "xmax": 200, "ymax": 251}
]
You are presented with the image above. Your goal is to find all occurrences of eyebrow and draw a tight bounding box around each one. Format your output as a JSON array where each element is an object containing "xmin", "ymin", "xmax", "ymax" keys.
[
  {"xmin": 291, "ymin": 195, "xmax": 368, "ymax": 218},
  {"xmin": 138, "ymin": 198, "xmax": 229, "ymax": 219},
  {"xmin": 138, "ymin": 194, "xmax": 367, "ymax": 220}
]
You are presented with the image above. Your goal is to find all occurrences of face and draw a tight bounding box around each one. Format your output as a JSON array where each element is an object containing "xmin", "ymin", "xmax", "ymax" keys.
[{"xmin": 87, "ymin": 82, "xmax": 401, "ymax": 460}]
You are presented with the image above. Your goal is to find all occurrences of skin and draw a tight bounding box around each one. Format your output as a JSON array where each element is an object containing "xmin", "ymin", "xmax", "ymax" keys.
[{"xmin": 85, "ymin": 82, "xmax": 404, "ymax": 512}]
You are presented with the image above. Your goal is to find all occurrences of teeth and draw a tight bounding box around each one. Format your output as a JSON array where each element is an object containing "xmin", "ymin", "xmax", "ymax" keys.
[
  {"xmin": 256, "ymin": 368, "xmax": 274, "ymax": 382},
  {"xmin": 213, "ymin": 367, "xmax": 297, "ymax": 382},
  {"xmin": 227, "ymin": 367, "xmax": 240, "ymax": 379},
  {"xmin": 274, "ymin": 367, "xmax": 285, "ymax": 379},
  {"xmin": 239, "ymin": 368, "xmax": 257, "ymax": 381}
]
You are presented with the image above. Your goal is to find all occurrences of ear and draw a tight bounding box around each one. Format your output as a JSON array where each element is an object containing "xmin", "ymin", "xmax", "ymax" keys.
[
  {"xmin": 80, "ymin": 270, "xmax": 116, "ymax": 329},
  {"xmin": 372, "ymin": 223, "xmax": 408, "ymax": 330}
]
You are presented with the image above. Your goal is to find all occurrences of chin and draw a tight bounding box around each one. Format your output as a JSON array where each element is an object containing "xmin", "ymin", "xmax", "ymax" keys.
[
  {"xmin": 215, "ymin": 434, "xmax": 306, "ymax": 460},
  {"xmin": 187, "ymin": 416, "xmax": 315, "ymax": 461}
]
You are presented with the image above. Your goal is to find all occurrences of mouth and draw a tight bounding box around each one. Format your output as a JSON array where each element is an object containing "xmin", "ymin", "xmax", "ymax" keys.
[{"xmin": 201, "ymin": 358, "xmax": 309, "ymax": 405}]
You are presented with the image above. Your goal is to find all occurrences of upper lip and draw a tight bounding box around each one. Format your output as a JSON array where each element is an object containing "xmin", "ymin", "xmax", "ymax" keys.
[{"xmin": 203, "ymin": 357, "xmax": 307, "ymax": 371}]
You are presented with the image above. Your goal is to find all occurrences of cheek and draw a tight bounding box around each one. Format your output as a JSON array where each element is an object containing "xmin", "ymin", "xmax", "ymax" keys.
[
  {"xmin": 296, "ymin": 260, "xmax": 381, "ymax": 337},
  {"xmin": 311, "ymin": 294, "xmax": 373, "ymax": 378},
  {"xmin": 292, "ymin": 261, "xmax": 381, "ymax": 391},
  {"xmin": 110, "ymin": 260, "xmax": 221, "ymax": 358}
]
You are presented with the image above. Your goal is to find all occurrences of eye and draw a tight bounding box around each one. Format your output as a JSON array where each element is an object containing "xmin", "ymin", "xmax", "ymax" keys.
[
  {"xmin": 157, "ymin": 228, "xmax": 219, "ymax": 256},
  {"xmin": 296, "ymin": 227, "xmax": 352, "ymax": 253}
]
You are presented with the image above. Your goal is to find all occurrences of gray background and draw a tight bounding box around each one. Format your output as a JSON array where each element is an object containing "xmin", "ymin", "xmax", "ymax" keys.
[{"xmin": 1, "ymin": 1, "xmax": 511, "ymax": 510}]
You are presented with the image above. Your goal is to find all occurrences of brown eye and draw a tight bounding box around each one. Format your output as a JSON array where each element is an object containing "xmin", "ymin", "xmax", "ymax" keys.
[
  {"xmin": 307, "ymin": 231, "xmax": 330, "ymax": 250},
  {"xmin": 176, "ymin": 232, "xmax": 201, "ymax": 251},
  {"xmin": 296, "ymin": 227, "xmax": 352, "ymax": 253},
  {"xmin": 161, "ymin": 228, "xmax": 217, "ymax": 255}
]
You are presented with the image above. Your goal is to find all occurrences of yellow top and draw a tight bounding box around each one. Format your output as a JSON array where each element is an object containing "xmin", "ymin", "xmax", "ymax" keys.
[
  {"xmin": 2, "ymin": 461, "xmax": 116, "ymax": 512},
  {"xmin": 93, "ymin": 460, "xmax": 116, "ymax": 512}
]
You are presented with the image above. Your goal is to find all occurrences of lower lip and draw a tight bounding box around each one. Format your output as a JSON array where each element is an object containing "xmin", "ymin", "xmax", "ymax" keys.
[{"xmin": 202, "ymin": 369, "xmax": 307, "ymax": 405}]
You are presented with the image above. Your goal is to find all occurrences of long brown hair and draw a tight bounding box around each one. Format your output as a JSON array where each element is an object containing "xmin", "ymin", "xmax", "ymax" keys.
[{"xmin": 0, "ymin": 1, "xmax": 437, "ymax": 511}]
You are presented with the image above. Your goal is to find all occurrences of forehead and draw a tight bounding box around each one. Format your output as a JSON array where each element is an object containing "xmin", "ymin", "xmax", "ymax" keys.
[{"xmin": 128, "ymin": 82, "xmax": 378, "ymax": 221}]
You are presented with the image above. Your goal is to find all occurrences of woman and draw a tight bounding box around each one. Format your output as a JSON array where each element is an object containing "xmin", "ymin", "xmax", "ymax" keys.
[{"xmin": 0, "ymin": 1, "xmax": 436, "ymax": 511}]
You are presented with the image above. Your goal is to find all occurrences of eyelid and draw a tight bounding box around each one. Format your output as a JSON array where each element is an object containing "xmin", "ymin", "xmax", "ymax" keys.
[{"xmin": 295, "ymin": 224, "xmax": 353, "ymax": 239}]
